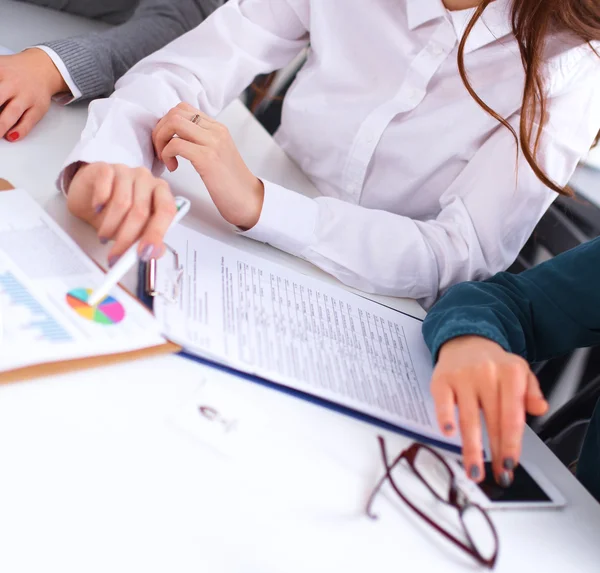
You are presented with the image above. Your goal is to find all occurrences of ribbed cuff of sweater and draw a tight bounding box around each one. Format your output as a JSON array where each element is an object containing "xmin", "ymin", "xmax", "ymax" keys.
[
  {"xmin": 425, "ymin": 319, "xmax": 514, "ymax": 365},
  {"xmin": 39, "ymin": 38, "xmax": 107, "ymax": 101}
]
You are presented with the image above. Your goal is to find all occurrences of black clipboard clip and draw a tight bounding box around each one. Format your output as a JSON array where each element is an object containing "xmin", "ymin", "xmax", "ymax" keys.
[{"xmin": 143, "ymin": 243, "xmax": 184, "ymax": 304}]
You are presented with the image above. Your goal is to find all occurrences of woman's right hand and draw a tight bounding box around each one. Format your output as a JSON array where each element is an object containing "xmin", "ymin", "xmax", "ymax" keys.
[
  {"xmin": 66, "ymin": 162, "xmax": 178, "ymax": 265},
  {"xmin": 430, "ymin": 336, "xmax": 549, "ymax": 487},
  {"xmin": 0, "ymin": 49, "xmax": 69, "ymax": 142}
]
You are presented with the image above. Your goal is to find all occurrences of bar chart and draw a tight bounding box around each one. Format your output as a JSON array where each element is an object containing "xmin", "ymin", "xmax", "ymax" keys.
[{"xmin": 0, "ymin": 270, "xmax": 72, "ymax": 344}]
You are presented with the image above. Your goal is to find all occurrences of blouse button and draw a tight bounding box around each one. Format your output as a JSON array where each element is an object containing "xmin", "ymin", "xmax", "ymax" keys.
[{"xmin": 430, "ymin": 44, "xmax": 444, "ymax": 57}]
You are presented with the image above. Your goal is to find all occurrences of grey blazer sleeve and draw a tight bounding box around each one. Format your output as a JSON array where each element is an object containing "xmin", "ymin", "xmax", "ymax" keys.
[{"xmin": 38, "ymin": 0, "xmax": 223, "ymax": 101}]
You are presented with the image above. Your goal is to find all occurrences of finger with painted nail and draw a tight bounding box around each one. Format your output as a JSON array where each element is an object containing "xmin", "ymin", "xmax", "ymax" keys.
[{"xmin": 431, "ymin": 336, "xmax": 547, "ymax": 485}]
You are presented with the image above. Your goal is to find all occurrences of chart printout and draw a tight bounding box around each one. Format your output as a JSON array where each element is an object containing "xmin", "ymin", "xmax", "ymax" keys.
[{"xmin": 0, "ymin": 190, "xmax": 164, "ymax": 372}]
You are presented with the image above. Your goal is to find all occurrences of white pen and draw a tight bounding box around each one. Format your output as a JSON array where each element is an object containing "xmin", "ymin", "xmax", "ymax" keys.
[{"xmin": 87, "ymin": 196, "xmax": 191, "ymax": 307}]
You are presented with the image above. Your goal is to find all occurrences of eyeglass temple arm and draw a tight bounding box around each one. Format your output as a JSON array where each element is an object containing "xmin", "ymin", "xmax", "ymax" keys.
[{"xmin": 366, "ymin": 436, "xmax": 410, "ymax": 518}]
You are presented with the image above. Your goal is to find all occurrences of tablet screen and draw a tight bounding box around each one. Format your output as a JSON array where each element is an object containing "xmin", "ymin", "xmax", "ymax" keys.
[{"xmin": 477, "ymin": 462, "xmax": 551, "ymax": 503}]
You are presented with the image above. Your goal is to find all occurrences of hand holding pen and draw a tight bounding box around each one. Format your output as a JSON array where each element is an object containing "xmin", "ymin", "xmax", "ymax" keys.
[
  {"xmin": 66, "ymin": 162, "xmax": 177, "ymax": 268},
  {"xmin": 87, "ymin": 195, "xmax": 190, "ymax": 307}
]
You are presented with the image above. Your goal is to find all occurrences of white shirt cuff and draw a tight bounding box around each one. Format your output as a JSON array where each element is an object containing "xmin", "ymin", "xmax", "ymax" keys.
[
  {"xmin": 31, "ymin": 46, "xmax": 82, "ymax": 104},
  {"xmin": 239, "ymin": 180, "xmax": 319, "ymax": 257}
]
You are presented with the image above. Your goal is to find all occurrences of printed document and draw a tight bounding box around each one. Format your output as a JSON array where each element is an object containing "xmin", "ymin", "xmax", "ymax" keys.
[
  {"xmin": 0, "ymin": 190, "xmax": 165, "ymax": 372},
  {"xmin": 154, "ymin": 226, "xmax": 459, "ymax": 448}
]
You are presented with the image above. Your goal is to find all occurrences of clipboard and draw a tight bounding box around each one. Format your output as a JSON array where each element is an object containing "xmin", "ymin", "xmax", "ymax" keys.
[
  {"xmin": 0, "ymin": 179, "xmax": 181, "ymax": 385},
  {"xmin": 138, "ymin": 260, "xmax": 460, "ymax": 454}
]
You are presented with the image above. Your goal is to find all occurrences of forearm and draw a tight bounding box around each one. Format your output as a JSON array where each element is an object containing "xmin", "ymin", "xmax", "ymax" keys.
[
  {"xmin": 59, "ymin": 0, "xmax": 308, "ymax": 187},
  {"xmin": 40, "ymin": 0, "xmax": 222, "ymax": 100},
  {"xmin": 422, "ymin": 281, "xmax": 532, "ymax": 362},
  {"xmin": 243, "ymin": 182, "xmax": 445, "ymax": 300},
  {"xmin": 240, "ymin": 172, "xmax": 552, "ymax": 307},
  {"xmin": 423, "ymin": 237, "xmax": 600, "ymax": 363}
]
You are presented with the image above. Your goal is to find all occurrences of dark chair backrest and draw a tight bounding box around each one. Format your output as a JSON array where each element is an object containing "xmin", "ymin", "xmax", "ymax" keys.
[
  {"xmin": 515, "ymin": 189, "xmax": 600, "ymax": 436},
  {"xmin": 509, "ymin": 193, "xmax": 600, "ymax": 273},
  {"xmin": 539, "ymin": 375, "xmax": 600, "ymax": 470}
]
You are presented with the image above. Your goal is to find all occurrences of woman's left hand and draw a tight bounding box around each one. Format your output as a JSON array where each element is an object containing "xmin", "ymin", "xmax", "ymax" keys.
[
  {"xmin": 152, "ymin": 102, "xmax": 264, "ymax": 230},
  {"xmin": 431, "ymin": 336, "xmax": 549, "ymax": 486}
]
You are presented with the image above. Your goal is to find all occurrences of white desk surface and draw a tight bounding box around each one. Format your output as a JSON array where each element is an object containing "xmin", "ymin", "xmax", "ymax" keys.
[{"xmin": 1, "ymin": 2, "xmax": 600, "ymax": 571}]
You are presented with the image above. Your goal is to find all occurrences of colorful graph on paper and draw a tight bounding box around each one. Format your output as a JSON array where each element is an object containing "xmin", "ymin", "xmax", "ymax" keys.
[
  {"xmin": 0, "ymin": 270, "xmax": 73, "ymax": 343},
  {"xmin": 66, "ymin": 288, "xmax": 125, "ymax": 325}
]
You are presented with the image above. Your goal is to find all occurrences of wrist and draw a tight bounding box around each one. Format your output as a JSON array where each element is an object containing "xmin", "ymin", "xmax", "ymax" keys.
[
  {"xmin": 439, "ymin": 335, "xmax": 504, "ymax": 360},
  {"xmin": 237, "ymin": 177, "xmax": 264, "ymax": 231},
  {"xmin": 24, "ymin": 48, "xmax": 69, "ymax": 95}
]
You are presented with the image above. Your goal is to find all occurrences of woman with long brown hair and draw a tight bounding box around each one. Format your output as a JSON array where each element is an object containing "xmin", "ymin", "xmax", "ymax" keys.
[{"xmin": 62, "ymin": 0, "xmax": 600, "ymax": 307}]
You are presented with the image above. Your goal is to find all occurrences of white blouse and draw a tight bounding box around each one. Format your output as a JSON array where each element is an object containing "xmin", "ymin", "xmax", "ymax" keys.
[{"xmin": 62, "ymin": 0, "xmax": 600, "ymax": 307}]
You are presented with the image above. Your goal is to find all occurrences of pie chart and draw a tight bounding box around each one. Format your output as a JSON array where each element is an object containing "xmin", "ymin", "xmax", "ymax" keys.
[{"xmin": 66, "ymin": 288, "xmax": 125, "ymax": 325}]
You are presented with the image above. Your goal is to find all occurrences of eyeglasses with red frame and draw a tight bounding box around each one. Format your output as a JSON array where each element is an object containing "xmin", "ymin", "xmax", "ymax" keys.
[{"xmin": 366, "ymin": 435, "xmax": 499, "ymax": 569}]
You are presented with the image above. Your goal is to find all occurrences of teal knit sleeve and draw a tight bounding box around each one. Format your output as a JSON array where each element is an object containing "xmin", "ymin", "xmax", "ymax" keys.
[{"xmin": 423, "ymin": 237, "xmax": 600, "ymax": 363}]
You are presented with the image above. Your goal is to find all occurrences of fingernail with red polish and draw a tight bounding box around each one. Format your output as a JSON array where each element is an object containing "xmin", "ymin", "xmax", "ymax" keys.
[
  {"xmin": 99, "ymin": 237, "xmax": 109, "ymax": 245},
  {"xmin": 6, "ymin": 132, "xmax": 19, "ymax": 142}
]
